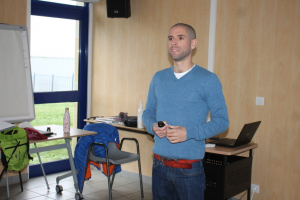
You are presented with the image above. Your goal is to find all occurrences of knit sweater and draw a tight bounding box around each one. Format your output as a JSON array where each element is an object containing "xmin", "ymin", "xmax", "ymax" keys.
[{"xmin": 142, "ymin": 65, "xmax": 229, "ymax": 160}]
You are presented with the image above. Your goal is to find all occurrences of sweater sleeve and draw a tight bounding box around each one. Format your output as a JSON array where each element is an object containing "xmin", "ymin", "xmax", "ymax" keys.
[
  {"xmin": 142, "ymin": 76, "xmax": 157, "ymax": 135},
  {"xmin": 186, "ymin": 73, "xmax": 229, "ymax": 140}
]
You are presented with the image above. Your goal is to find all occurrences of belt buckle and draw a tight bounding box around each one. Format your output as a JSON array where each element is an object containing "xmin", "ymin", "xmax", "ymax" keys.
[
  {"xmin": 161, "ymin": 156, "xmax": 170, "ymax": 161},
  {"xmin": 162, "ymin": 156, "xmax": 176, "ymax": 162}
]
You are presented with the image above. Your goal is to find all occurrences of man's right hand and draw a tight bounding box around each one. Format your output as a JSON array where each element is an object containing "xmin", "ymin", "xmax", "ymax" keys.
[{"xmin": 153, "ymin": 121, "xmax": 169, "ymax": 138}]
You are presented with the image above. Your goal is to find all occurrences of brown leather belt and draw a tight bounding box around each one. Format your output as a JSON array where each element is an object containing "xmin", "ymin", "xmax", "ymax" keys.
[{"xmin": 154, "ymin": 154, "xmax": 200, "ymax": 169}]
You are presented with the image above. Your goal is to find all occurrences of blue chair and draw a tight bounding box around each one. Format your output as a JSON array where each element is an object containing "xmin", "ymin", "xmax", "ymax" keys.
[{"xmin": 87, "ymin": 137, "xmax": 144, "ymax": 200}]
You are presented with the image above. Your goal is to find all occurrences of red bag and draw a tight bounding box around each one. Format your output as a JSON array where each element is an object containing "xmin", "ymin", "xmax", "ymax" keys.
[{"xmin": 24, "ymin": 127, "xmax": 48, "ymax": 140}]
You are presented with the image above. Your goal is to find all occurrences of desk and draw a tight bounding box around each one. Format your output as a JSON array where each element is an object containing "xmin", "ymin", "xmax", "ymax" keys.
[
  {"xmin": 30, "ymin": 125, "xmax": 96, "ymax": 200},
  {"xmin": 84, "ymin": 119, "xmax": 149, "ymax": 135},
  {"xmin": 204, "ymin": 142, "xmax": 258, "ymax": 200}
]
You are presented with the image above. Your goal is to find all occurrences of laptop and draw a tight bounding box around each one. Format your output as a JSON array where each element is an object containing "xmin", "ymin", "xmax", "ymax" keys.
[{"xmin": 209, "ymin": 121, "xmax": 261, "ymax": 148}]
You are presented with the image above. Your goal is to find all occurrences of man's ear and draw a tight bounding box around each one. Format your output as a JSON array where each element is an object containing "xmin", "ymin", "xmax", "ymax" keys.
[{"xmin": 191, "ymin": 39, "xmax": 197, "ymax": 50}]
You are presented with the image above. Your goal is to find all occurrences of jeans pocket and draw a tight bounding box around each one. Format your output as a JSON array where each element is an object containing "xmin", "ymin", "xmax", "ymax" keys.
[
  {"xmin": 153, "ymin": 157, "xmax": 160, "ymax": 168},
  {"xmin": 180, "ymin": 160, "xmax": 204, "ymax": 176}
]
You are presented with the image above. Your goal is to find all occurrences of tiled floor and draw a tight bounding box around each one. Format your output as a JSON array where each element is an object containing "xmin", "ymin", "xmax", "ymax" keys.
[{"xmin": 0, "ymin": 168, "xmax": 152, "ymax": 200}]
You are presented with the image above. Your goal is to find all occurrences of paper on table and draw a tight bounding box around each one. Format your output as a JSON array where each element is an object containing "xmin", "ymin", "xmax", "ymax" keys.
[{"xmin": 96, "ymin": 117, "xmax": 118, "ymax": 123}]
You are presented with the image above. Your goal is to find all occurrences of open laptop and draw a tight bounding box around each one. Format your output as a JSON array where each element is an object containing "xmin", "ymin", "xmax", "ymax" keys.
[{"xmin": 209, "ymin": 121, "xmax": 261, "ymax": 148}]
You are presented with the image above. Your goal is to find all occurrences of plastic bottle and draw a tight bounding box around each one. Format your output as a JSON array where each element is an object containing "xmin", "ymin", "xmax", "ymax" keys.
[
  {"xmin": 137, "ymin": 101, "xmax": 143, "ymax": 128},
  {"xmin": 63, "ymin": 108, "xmax": 70, "ymax": 133}
]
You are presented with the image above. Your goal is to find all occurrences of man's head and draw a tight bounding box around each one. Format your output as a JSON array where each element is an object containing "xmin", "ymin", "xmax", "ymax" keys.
[
  {"xmin": 171, "ymin": 23, "xmax": 196, "ymax": 40},
  {"xmin": 168, "ymin": 23, "xmax": 197, "ymax": 62}
]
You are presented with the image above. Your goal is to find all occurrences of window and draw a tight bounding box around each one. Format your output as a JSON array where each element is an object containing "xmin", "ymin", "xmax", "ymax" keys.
[{"xmin": 30, "ymin": 0, "xmax": 89, "ymax": 176}]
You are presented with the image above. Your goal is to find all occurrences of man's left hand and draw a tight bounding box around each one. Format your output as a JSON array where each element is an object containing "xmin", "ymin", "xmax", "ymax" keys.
[{"xmin": 166, "ymin": 125, "xmax": 187, "ymax": 143}]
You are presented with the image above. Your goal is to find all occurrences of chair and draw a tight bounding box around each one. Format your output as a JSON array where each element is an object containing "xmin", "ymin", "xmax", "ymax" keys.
[
  {"xmin": 86, "ymin": 138, "xmax": 144, "ymax": 200},
  {"xmin": 0, "ymin": 139, "xmax": 25, "ymax": 199},
  {"xmin": 0, "ymin": 168, "xmax": 23, "ymax": 199}
]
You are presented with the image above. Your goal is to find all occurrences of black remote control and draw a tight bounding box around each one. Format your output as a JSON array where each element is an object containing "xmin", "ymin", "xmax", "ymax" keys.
[{"xmin": 158, "ymin": 121, "xmax": 165, "ymax": 127}]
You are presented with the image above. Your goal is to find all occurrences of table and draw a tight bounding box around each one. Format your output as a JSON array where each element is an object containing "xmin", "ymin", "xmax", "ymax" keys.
[
  {"xmin": 84, "ymin": 119, "xmax": 150, "ymax": 135},
  {"xmin": 30, "ymin": 125, "xmax": 96, "ymax": 200},
  {"xmin": 204, "ymin": 141, "xmax": 258, "ymax": 200}
]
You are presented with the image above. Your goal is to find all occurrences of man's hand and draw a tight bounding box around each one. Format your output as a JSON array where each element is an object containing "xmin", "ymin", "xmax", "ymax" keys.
[
  {"xmin": 153, "ymin": 121, "xmax": 169, "ymax": 138},
  {"xmin": 166, "ymin": 125, "xmax": 187, "ymax": 143}
]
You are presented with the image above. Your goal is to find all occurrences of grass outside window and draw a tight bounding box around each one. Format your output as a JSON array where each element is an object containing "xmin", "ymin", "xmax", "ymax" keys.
[{"xmin": 29, "ymin": 102, "xmax": 75, "ymax": 164}]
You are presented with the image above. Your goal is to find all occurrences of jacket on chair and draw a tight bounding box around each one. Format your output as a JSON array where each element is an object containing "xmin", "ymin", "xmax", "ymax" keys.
[{"xmin": 74, "ymin": 123, "xmax": 121, "ymax": 193}]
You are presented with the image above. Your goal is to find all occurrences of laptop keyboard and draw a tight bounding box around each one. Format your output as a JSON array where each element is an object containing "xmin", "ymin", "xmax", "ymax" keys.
[
  {"xmin": 218, "ymin": 138, "xmax": 236, "ymax": 144},
  {"xmin": 210, "ymin": 138, "xmax": 236, "ymax": 147}
]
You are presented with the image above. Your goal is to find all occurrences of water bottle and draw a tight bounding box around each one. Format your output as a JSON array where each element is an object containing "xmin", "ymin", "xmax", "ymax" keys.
[
  {"xmin": 63, "ymin": 108, "xmax": 70, "ymax": 133},
  {"xmin": 137, "ymin": 101, "xmax": 143, "ymax": 128}
]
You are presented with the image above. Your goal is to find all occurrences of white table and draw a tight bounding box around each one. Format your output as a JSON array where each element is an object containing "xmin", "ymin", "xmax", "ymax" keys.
[{"xmin": 30, "ymin": 125, "xmax": 96, "ymax": 199}]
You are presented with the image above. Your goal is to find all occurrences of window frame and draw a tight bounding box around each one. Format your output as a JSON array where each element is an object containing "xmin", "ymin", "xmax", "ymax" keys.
[
  {"xmin": 29, "ymin": 0, "xmax": 89, "ymax": 177},
  {"xmin": 31, "ymin": 0, "xmax": 89, "ymax": 129}
]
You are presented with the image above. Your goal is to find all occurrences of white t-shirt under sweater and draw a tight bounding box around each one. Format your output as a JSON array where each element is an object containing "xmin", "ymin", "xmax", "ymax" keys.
[{"xmin": 174, "ymin": 64, "xmax": 195, "ymax": 79}]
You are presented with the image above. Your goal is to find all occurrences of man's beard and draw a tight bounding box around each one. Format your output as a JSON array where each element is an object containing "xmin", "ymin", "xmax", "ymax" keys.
[{"xmin": 168, "ymin": 48, "xmax": 192, "ymax": 62}]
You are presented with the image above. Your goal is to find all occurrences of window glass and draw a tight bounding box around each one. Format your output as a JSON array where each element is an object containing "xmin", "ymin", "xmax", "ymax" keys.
[{"xmin": 31, "ymin": 16, "xmax": 79, "ymax": 92}]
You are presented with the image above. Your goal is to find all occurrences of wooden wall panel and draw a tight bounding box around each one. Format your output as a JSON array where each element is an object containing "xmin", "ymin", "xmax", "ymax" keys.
[
  {"xmin": 91, "ymin": 0, "xmax": 210, "ymax": 117},
  {"xmin": 0, "ymin": 0, "xmax": 27, "ymax": 25},
  {"xmin": 214, "ymin": 0, "xmax": 300, "ymax": 199}
]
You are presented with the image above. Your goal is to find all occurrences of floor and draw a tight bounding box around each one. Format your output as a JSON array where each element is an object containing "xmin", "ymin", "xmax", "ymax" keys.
[{"xmin": 0, "ymin": 168, "xmax": 152, "ymax": 200}]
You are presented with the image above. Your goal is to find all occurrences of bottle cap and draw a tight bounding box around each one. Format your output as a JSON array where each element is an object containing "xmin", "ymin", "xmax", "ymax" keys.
[{"xmin": 65, "ymin": 108, "xmax": 69, "ymax": 110}]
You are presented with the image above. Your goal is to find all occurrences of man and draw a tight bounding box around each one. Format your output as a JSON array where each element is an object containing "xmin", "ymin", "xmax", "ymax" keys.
[{"xmin": 142, "ymin": 23, "xmax": 229, "ymax": 200}]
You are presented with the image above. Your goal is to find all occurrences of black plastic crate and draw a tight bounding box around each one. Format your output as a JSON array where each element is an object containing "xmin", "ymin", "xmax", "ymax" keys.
[{"xmin": 204, "ymin": 153, "xmax": 252, "ymax": 200}]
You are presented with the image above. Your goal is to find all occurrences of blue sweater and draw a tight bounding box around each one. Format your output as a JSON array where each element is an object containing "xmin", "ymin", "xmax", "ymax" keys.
[{"xmin": 142, "ymin": 65, "xmax": 229, "ymax": 160}]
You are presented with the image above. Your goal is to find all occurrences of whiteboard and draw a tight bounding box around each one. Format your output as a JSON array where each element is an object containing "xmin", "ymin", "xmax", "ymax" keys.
[{"xmin": 0, "ymin": 24, "xmax": 35, "ymax": 123}]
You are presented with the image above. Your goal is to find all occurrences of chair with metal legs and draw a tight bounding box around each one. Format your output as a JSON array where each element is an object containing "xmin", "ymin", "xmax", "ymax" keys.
[
  {"xmin": 86, "ymin": 138, "xmax": 144, "ymax": 200},
  {"xmin": 0, "ymin": 152, "xmax": 24, "ymax": 199}
]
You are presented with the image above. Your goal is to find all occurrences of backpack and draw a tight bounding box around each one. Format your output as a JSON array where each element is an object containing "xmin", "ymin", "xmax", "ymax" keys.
[{"xmin": 0, "ymin": 127, "xmax": 33, "ymax": 179}]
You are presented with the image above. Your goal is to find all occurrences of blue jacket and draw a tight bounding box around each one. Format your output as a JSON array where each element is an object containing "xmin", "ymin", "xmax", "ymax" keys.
[{"xmin": 74, "ymin": 123, "xmax": 121, "ymax": 193}]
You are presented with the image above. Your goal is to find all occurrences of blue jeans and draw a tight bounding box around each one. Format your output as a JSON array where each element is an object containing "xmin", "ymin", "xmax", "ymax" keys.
[{"xmin": 152, "ymin": 156, "xmax": 206, "ymax": 200}]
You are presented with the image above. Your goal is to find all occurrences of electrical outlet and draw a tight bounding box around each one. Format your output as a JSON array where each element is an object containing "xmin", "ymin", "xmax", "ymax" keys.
[
  {"xmin": 251, "ymin": 184, "xmax": 260, "ymax": 193},
  {"xmin": 256, "ymin": 97, "xmax": 264, "ymax": 105}
]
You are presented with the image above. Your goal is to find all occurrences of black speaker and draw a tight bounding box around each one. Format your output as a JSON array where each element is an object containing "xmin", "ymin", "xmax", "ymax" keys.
[{"xmin": 106, "ymin": 0, "xmax": 131, "ymax": 18}]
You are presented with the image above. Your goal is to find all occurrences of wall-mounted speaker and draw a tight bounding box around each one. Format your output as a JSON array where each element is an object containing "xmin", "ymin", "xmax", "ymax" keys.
[{"xmin": 106, "ymin": 0, "xmax": 131, "ymax": 18}]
